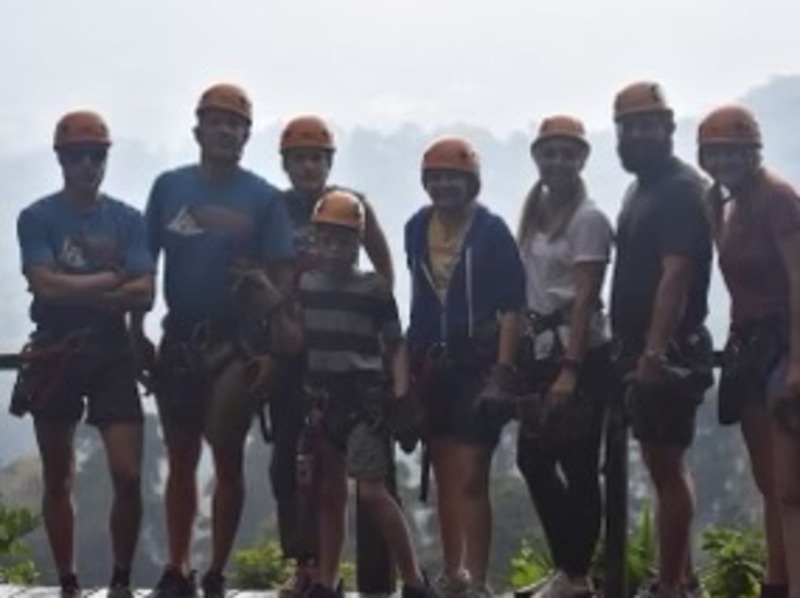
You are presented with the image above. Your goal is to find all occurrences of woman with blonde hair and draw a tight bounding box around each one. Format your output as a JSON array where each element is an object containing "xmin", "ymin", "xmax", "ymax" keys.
[{"xmin": 515, "ymin": 116, "xmax": 613, "ymax": 598}]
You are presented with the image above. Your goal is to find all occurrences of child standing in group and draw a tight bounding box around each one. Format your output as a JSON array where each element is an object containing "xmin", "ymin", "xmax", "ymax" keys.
[{"xmin": 298, "ymin": 189, "xmax": 433, "ymax": 598}]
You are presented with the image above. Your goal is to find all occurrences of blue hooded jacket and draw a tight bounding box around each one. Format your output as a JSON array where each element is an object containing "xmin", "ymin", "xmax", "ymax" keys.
[{"xmin": 404, "ymin": 203, "xmax": 525, "ymax": 358}]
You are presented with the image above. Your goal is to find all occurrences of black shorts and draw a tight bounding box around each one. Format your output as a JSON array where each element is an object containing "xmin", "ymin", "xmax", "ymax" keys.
[
  {"xmin": 32, "ymin": 336, "xmax": 142, "ymax": 428},
  {"xmin": 618, "ymin": 326, "xmax": 714, "ymax": 449},
  {"xmin": 154, "ymin": 317, "xmax": 265, "ymax": 448},
  {"xmin": 423, "ymin": 365, "xmax": 502, "ymax": 447},
  {"xmin": 628, "ymin": 387, "xmax": 703, "ymax": 449}
]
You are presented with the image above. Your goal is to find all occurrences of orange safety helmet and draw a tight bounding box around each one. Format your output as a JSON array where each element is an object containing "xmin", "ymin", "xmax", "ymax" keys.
[
  {"xmin": 614, "ymin": 81, "xmax": 672, "ymax": 121},
  {"xmin": 532, "ymin": 115, "xmax": 589, "ymax": 151},
  {"xmin": 697, "ymin": 105, "xmax": 762, "ymax": 147},
  {"xmin": 196, "ymin": 83, "xmax": 252, "ymax": 123},
  {"xmin": 311, "ymin": 189, "xmax": 364, "ymax": 232},
  {"xmin": 280, "ymin": 115, "xmax": 335, "ymax": 153},
  {"xmin": 53, "ymin": 110, "xmax": 111, "ymax": 149},
  {"xmin": 421, "ymin": 136, "xmax": 480, "ymax": 178}
]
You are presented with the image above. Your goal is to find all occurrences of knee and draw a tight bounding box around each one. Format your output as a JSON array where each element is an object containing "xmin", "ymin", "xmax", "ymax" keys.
[
  {"xmin": 214, "ymin": 454, "xmax": 245, "ymax": 486},
  {"xmin": 43, "ymin": 472, "xmax": 73, "ymax": 500},
  {"xmin": 319, "ymin": 475, "xmax": 348, "ymax": 507},
  {"xmin": 462, "ymin": 469, "xmax": 489, "ymax": 500},
  {"xmin": 111, "ymin": 468, "xmax": 141, "ymax": 497},
  {"xmin": 777, "ymin": 480, "xmax": 800, "ymax": 509},
  {"xmin": 357, "ymin": 480, "xmax": 389, "ymax": 508},
  {"xmin": 642, "ymin": 447, "xmax": 688, "ymax": 492}
]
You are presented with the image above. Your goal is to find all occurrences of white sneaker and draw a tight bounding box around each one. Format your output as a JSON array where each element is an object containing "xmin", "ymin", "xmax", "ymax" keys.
[
  {"xmin": 514, "ymin": 571, "xmax": 557, "ymax": 597},
  {"xmin": 532, "ymin": 570, "xmax": 593, "ymax": 598},
  {"xmin": 433, "ymin": 570, "xmax": 471, "ymax": 598}
]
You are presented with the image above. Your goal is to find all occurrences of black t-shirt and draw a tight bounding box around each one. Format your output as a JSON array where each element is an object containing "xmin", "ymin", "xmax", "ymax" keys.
[{"xmin": 610, "ymin": 157, "xmax": 712, "ymax": 342}]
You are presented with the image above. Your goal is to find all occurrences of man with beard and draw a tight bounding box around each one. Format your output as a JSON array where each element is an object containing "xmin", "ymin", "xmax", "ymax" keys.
[
  {"xmin": 133, "ymin": 83, "xmax": 294, "ymax": 598},
  {"xmin": 610, "ymin": 82, "xmax": 714, "ymax": 598},
  {"xmin": 16, "ymin": 111, "xmax": 154, "ymax": 598}
]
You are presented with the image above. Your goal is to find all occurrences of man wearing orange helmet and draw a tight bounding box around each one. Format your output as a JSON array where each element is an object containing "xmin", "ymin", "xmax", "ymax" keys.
[
  {"xmin": 134, "ymin": 83, "xmax": 294, "ymax": 598},
  {"xmin": 514, "ymin": 116, "xmax": 614, "ymax": 598},
  {"xmin": 610, "ymin": 82, "xmax": 714, "ymax": 598},
  {"xmin": 271, "ymin": 114, "xmax": 395, "ymax": 596},
  {"xmin": 405, "ymin": 136, "xmax": 525, "ymax": 598},
  {"xmin": 296, "ymin": 189, "xmax": 433, "ymax": 598},
  {"xmin": 16, "ymin": 110, "xmax": 155, "ymax": 598},
  {"xmin": 698, "ymin": 105, "xmax": 800, "ymax": 598}
]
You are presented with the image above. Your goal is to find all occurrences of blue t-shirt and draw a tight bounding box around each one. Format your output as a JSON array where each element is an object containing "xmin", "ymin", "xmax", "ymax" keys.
[
  {"xmin": 17, "ymin": 192, "xmax": 154, "ymax": 333},
  {"xmin": 145, "ymin": 165, "xmax": 294, "ymax": 320}
]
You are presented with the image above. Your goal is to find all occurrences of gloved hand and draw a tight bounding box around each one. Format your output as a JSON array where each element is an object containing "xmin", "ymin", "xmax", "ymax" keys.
[
  {"xmin": 386, "ymin": 391, "xmax": 426, "ymax": 454},
  {"xmin": 130, "ymin": 331, "xmax": 157, "ymax": 394},
  {"xmin": 473, "ymin": 363, "xmax": 520, "ymax": 422}
]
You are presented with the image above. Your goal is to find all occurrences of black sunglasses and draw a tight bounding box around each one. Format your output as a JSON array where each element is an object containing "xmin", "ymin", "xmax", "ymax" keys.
[{"xmin": 59, "ymin": 147, "xmax": 108, "ymax": 164}]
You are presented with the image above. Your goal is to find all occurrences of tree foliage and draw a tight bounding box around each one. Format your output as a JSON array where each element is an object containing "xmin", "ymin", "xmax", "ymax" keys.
[{"xmin": 0, "ymin": 501, "xmax": 40, "ymax": 584}]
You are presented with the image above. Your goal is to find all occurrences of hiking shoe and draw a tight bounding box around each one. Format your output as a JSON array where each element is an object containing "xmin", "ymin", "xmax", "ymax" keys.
[
  {"xmin": 201, "ymin": 570, "xmax": 226, "ymax": 598},
  {"xmin": 60, "ymin": 573, "xmax": 81, "ymax": 598},
  {"xmin": 278, "ymin": 564, "xmax": 316, "ymax": 598},
  {"xmin": 532, "ymin": 570, "xmax": 593, "ymax": 597},
  {"xmin": 151, "ymin": 567, "xmax": 197, "ymax": 597},
  {"xmin": 433, "ymin": 570, "xmax": 471, "ymax": 598}
]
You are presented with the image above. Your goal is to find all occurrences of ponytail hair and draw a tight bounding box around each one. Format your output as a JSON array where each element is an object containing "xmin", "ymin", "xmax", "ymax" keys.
[{"xmin": 516, "ymin": 179, "xmax": 587, "ymax": 245}]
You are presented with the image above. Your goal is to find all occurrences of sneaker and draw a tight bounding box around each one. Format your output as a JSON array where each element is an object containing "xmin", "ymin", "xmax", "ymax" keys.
[
  {"xmin": 683, "ymin": 576, "xmax": 708, "ymax": 598},
  {"xmin": 60, "ymin": 573, "xmax": 81, "ymax": 598},
  {"xmin": 107, "ymin": 567, "xmax": 134, "ymax": 598},
  {"xmin": 634, "ymin": 579, "xmax": 659, "ymax": 598},
  {"xmin": 634, "ymin": 578, "xmax": 683, "ymax": 598},
  {"xmin": 151, "ymin": 567, "xmax": 198, "ymax": 597},
  {"xmin": 201, "ymin": 570, "xmax": 225, "ymax": 598},
  {"xmin": 278, "ymin": 564, "xmax": 316, "ymax": 598},
  {"xmin": 433, "ymin": 570, "xmax": 471, "ymax": 598},
  {"xmin": 515, "ymin": 572, "xmax": 557, "ymax": 598},
  {"xmin": 467, "ymin": 582, "xmax": 494, "ymax": 598},
  {"xmin": 532, "ymin": 571, "xmax": 593, "ymax": 598}
]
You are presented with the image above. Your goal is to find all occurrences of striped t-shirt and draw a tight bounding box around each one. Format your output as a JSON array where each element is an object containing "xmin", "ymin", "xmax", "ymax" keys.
[{"xmin": 299, "ymin": 269, "xmax": 402, "ymax": 376}]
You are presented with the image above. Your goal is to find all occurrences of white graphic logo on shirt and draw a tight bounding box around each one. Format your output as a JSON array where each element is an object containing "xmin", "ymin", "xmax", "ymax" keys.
[
  {"xmin": 166, "ymin": 206, "xmax": 205, "ymax": 236},
  {"xmin": 59, "ymin": 238, "xmax": 89, "ymax": 270}
]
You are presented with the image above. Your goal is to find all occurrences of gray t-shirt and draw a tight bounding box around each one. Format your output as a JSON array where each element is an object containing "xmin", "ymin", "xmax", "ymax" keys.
[{"xmin": 519, "ymin": 200, "xmax": 613, "ymax": 358}]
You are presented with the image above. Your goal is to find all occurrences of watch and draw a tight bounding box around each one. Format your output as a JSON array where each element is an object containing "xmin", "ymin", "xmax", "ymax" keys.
[
  {"xmin": 643, "ymin": 348, "xmax": 665, "ymax": 363},
  {"xmin": 562, "ymin": 357, "xmax": 582, "ymax": 371}
]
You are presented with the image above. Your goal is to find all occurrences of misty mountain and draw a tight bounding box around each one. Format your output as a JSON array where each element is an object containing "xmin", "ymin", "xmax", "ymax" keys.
[{"xmin": 1, "ymin": 76, "xmax": 799, "ymax": 464}]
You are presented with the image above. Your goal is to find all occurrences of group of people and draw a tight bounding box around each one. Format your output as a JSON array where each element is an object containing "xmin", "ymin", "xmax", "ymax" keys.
[{"xmin": 12, "ymin": 79, "xmax": 800, "ymax": 598}]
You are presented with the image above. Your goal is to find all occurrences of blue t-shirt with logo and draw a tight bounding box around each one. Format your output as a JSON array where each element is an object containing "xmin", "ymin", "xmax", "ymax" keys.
[
  {"xmin": 145, "ymin": 165, "xmax": 294, "ymax": 320},
  {"xmin": 17, "ymin": 192, "xmax": 154, "ymax": 333}
]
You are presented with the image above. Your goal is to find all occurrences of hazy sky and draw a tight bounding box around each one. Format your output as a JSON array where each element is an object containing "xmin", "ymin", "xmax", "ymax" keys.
[{"xmin": 2, "ymin": 0, "xmax": 798, "ymax": 152}]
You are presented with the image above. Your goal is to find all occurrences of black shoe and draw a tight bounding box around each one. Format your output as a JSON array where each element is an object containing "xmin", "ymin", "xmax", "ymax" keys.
[
  {"xmin": 307, "ymin": 582, "xmax": 344, "ymax": 598},
  {"xmin": 60, "ymin": 573, "xmax": 81, "ymax": 598},
  {"xmin": 107, "ymin": 567, "xmax": 134, "ymax": 598},
  {"xmin": 201, "ymin": 570, "xmax": 226, "ymax": 598},
  {"xmin": 402, "ymin": 573, "xmax": 437, "ymax": 598},
  {"xmin": 761, "ymin": 583, "xmax": 790, "ymax": 598},
  {"xmin": 151, "ymin": 567, "xmax": 197, "ymax": 597}
]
